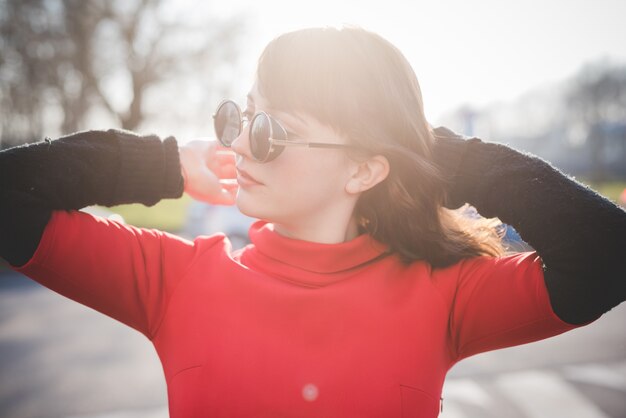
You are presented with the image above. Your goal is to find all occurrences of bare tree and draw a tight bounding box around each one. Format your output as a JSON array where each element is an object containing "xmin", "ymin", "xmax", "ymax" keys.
[
  {"xmin": 0, "ymin": 0, "xmax": 245, "ymax": 148},
  {"xmin": 566, "ymin": 60, "xmax": 626, "ymax": 181}
]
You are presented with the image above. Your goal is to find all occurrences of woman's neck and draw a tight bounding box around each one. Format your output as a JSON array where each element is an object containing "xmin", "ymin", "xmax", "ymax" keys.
[{"xmin": 273, "ymin": 216, "xmax": 360, "ymax": 244}]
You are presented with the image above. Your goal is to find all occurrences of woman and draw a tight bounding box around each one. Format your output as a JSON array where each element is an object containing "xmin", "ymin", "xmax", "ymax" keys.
[{"xmin": 1, "ymin": 26, "xmax": 624, "ymax": 417}]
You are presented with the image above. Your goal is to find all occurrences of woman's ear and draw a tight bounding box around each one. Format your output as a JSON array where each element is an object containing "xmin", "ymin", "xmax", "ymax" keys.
[{"xmin": 345, "ymin": 155, "xmax": 390, "ymax": 195}]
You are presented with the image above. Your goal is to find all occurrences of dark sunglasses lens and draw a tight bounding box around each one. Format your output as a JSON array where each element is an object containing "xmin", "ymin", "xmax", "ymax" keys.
[
  {"xmin": 214, "ymin": 101, "xmax": 241, "ymax": 146},
  {"xmin": 250, "ymin": 113, "xmax": 271, "ymax": 161}
]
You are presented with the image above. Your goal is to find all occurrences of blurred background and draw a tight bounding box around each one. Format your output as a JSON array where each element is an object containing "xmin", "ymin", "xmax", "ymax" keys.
[
  {"xmin": 1, "ymin": 0, "xmax": 625, "ymax": 417},
  {"xmin": 1, "ymin": 0, "xmax": 626, "ymax": 231}
]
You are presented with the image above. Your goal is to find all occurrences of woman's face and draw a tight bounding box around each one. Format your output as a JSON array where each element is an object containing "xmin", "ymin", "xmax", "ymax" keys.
[{"xmin": 230, "ymin": 84, "xmax": 358, "ymax": 231}]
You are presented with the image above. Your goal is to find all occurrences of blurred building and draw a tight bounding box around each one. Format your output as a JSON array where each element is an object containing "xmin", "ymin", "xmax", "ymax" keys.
[{"xmin": 439, "ymin": 70, "xmax": 626, "ymax": 181}]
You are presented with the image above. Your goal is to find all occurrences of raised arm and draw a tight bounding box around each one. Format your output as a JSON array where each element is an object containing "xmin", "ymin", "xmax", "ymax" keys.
[
  {"xmin": 0, "ymin": 129, "xmax": 183, "ymax": 266},
  {"xmin": 432, "ymin": 127, "xmax": 626, "ymax": 325},
  {"xmin": 0, "ymin": 130, "xmax": 240, "ymax": 338},
  {"xmin": 0, "ymin": 129, "xmax": 240, "ymax": 268}
]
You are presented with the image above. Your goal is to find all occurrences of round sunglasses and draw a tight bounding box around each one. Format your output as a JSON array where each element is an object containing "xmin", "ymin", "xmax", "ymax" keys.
[{"xmin": 213, "ymin": 99, "xmax": 354, "ymax": 163}]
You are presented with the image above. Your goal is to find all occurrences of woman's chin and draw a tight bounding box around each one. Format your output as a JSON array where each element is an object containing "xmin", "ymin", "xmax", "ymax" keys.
[{"xmin": 236, "ymin": 191, "xmax": 267, "ymax": 220}]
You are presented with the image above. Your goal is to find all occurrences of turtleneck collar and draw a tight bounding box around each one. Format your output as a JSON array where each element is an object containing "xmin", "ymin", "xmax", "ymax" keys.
[{"xmin": 238, "ymin": 221, "xmax": 389, "ymax": 286}]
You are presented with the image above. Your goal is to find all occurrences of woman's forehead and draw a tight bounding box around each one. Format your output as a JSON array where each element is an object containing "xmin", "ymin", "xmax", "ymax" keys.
[{"xmin": 246, "ymin": 85, "xmax": 312, "ymax": 132}]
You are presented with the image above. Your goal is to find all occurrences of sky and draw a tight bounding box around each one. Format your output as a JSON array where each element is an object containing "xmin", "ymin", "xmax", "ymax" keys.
[{"xmin": 190, "ymin": 0, "xmax": 626, "ymax": 125}]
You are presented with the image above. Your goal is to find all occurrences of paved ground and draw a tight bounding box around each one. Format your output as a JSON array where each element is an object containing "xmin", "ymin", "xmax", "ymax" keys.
[{"xmin": 1, "ymin": 270, "xmax": 625, "ymax": 418}]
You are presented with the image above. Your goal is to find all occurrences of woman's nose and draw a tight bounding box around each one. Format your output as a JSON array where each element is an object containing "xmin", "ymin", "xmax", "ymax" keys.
[{"xmin": 230, "ymin": 126, "xmax": 252, "ymax": 159}]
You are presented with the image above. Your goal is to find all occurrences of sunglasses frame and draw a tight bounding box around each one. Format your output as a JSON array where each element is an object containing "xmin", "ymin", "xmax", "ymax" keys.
[{"xmin": 213, "ymin": 99, "xmax": 355, "ymax": 163}]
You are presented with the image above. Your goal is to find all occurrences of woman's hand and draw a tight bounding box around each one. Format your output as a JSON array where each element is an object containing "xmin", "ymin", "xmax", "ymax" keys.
[{"xmin": 179, "ymin": 139, "xmax": 238, "ymax": 205}]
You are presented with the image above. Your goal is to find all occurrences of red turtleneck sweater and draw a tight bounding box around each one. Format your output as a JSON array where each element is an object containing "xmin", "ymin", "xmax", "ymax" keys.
[{"xmin": 15, "ymin": 210, "xmax": 578, "ymax": 417}]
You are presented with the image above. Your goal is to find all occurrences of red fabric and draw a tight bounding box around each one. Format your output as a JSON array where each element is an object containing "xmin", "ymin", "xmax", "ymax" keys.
[{"xmin": 15, "ymin": 210, "xmax": 579, "ymax": 418}]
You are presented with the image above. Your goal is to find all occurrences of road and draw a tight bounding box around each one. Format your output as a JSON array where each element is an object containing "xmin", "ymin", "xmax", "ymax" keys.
[{"xmin": 1, "ymin": 270, "xmax": 625, "ymax": 418}]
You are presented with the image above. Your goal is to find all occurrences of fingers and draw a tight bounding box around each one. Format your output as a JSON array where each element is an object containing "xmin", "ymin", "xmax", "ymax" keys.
[
  {"xmin": 186, "ymin": 182, "xmax": 238, "ymax": 206},
  {"xmin": 211, "ymin": 183, "xmax": 238, "ymax": 206},
  {"xmin": 210, "ymin": 150, "xmax": 237, "ymax": 179},
  {"xmin": 214, "ymin": 149, "xmax": 236, "ymax": 162},
  {"xmin": 195, "ymin": 176, "xmax": 238, "ymax": 205},
  {"xmin": 181, "ymin": 139, "xmax": 239, "ymax": 205},
  {"xmin": 186, "ymin": 140, "xmax": 236, "ymax": 180},
  {"xmin": 219, "ymin": 179, "xmax": 239, "ymax": 188},
  {"xmin": 214, "ymin": 143, "xmax": 232, "ymax": 152}
]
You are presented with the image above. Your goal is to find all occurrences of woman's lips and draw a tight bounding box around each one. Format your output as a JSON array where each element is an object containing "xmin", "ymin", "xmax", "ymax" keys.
[{"xmin": 236, "ymin": 168, "xmax": 263, "ymax": 187}]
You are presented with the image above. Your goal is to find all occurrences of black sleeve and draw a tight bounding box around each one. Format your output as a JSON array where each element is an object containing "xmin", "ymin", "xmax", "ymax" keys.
[
  {"xmin": 432, "ymin": 127, "xmax": 626, "ymax": 325},
  {"xmin": 0, "ymin": 129, "xmax": 184, "ymax": 267}
]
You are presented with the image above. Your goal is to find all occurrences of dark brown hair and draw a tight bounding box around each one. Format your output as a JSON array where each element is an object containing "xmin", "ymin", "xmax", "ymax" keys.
[{"xmin": 257, "ymin": 26, "xmax": 504, "ymax": 267}]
